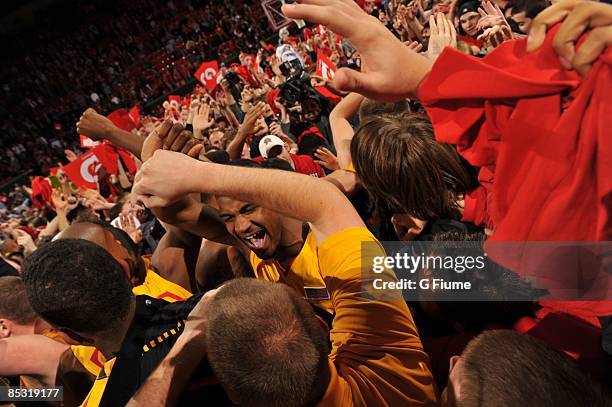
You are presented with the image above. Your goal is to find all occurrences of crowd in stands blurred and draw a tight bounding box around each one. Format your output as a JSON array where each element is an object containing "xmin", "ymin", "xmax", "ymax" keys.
[
  {"xmin": 1, "ymin": 0, "xmax": 612, "ymax": 406},
  {"xmin": 1, "ymin": 0, "xmax": 271, "ymax": 183}
]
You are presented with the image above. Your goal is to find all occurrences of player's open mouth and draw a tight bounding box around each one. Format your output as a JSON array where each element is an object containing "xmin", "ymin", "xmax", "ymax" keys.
[{"xmin": 241, "ymin": 229, "xmax": 269, "ymax": 250}]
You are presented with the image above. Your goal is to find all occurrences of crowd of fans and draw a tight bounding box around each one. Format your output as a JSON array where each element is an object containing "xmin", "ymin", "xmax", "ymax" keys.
[
  {"xmin": 2, "ymin": 0, "xmax": 612, "ymax": 406},
  {"xmin": 1, "ymin": 0, "xmax": 271, "ymax": 183}
]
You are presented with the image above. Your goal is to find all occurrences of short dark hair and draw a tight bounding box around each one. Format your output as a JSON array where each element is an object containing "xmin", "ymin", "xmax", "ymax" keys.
[
  {"xmin": 78, "ymin": 219, "xmax": 140, "ymax": 257},
  {"xmin": 228, "ymin": 159, "xmax": 261, "ymax": 168},
  {"xmin": 0, "ymin": 276, "xmax": 37, "ymax": 325},
  {"xmin": 358, "ymin": 98, "xmax": 410, "ymax": 121},
  {"xmin": 261, "ymin": 157, "xmax": 295, "ymax": 172},
  {"xmin": 21, "ymin": 238, "xmax": 133, "ymax": 334},
  {"xmin": 351, "ymin": 112, "xmax": 469, "ymax": 220},
  {"xmin": 207, "ymin": 278, "xmax": 329, "ymax": 407},
  {"xmin": 509, "ymin": 0, "xmax": 549, "ymax": 19},
  {"xmin": 459, "ymin": 330, "xmax": 612, "ymax": 407}
]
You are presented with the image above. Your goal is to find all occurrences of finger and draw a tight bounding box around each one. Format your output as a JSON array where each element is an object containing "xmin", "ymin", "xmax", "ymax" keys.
[
  {"xmin": 282, "ymin": 3, "xmax": 353, "ymax": 38},
  {"xmin": 170, "ymin": 130, "xmax": 192, "ymax": 152},
  {"xmin": 181, "ymin": 138, "xmax": 198, "ymax": 155},
  {"xmin": 478, "ymin": 8, "xmax": 487, "ymax": 18},
  {"xmin": 527, "ymin": 1, "xmax": 580, "ymax": 52},
  {"xmin": 429, "ymin": 14, "xmax": 437, "ymax": 34},
  {"xmin": 572, "ymin": 26, "xmax": 612, "ymax": 77},
  {"xmin": 157, "ymin": 119, "xmax": 174, "ymax": 141},
  {"xmin": 187, "ymin": 143, "xmax": 205, "ymax": 159},
  {"xmin": 552, "ymin": 3, "xmax": 610, "ymax": 68},
  {"xmin": 164, "ymin": 123, "xmax": 184, "ymax": 150},
  {"xmin": 436, "ymin": 13, "xmax": 446, "ymax": 37}
]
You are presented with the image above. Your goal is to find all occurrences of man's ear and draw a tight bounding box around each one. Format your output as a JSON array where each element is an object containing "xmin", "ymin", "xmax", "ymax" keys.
[
  {"xmin": 449, "ymin": 355, "xmax": 461, "ymax": 373},
  {"xmin": 0, "ymin": 319, "xmax": 13, "ymax": 338}
]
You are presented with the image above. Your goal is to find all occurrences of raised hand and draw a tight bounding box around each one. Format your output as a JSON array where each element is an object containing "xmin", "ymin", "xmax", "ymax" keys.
[
  {"xmin": 269, "ymin": 122, "xmax": 298, "ymax": 152},
  {"xmin": 476, "ymin": 1, "xmax": 510, "ymax": 31},
  {"xmin": 141, "ymin": 119, "xmax": 202, "ymax": 162},
  {"xmin": 427, "ymin": 13, "xmax": 457, "ymax": 60},
  {"xmin": 76, "ymin": 108, "xmax": 116, "ymax": 141},
  {"xmin": 119, "ymin": 214, "xmax": 143, "ymax": 244},
  {"xmin": 404, "ymin": 40, "xmax": 424, "ymax": 53},
  {"xmin": 134, "ymin": 150, "xmax": 203, "ymax": 208},
  {"xmin": 314, "ymin": 147, "xmax": 340, "ymax": 171},
  {"xmin": 239, "ymin": 101, "xmax": 267, "ymax": 136},
  {"xmin": 64, "ymin": 149, "xmax": 78, "ymax": 162},
  {"xmin": 51, "ymin": 189, "xmax": 78, "ymax": 214},
  {"xmin": 527, "ymin": 0, "xmax": 612, "ymax": 77},
  {"xmin": 282, "ymin": 0, "xmax": 433, "ymax": 101},
  {"xmin": 192, "ymin": 101, "xmax": 215, "ymax": 139},
  {"xmin": 12, "ymin": 229, "xmax": 37, "ymax": 256},
  {"xmin": 478, "ymin": 24, "xmax": 513, "ymax": 50}
]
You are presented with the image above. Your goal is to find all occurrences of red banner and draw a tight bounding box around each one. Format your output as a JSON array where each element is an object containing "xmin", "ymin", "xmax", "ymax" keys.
[
  {"xmin": 62, "ymin": 145, "xmax": 119, "ymax": 189},
  {"xmin": 107, "ymin": 108, "xmax": 136, "ymax": 132},
  {"xmin": 168, "ymin": 95, "xmax": 182, "ymax": 111},
  {"xmin": 194, "ymin": 61, "xmax": 220, "ymax": 90},
  {"xmin": 316, "ymin": 51, "xmax": 337, "ymax": 81}
]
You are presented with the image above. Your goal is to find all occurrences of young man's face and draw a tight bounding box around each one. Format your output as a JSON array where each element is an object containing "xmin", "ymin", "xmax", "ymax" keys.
[
  {"xmin": 460, "ymin": 12, "xmax": 480, "ymax": 37},
  {"xmin": 209, "ymin": 131, "xmax": 225, "ymax": 150},
  {"xmin": 217, "ymin": 197, "xmax": 284, "ymax": 259},
  {"xmin": 511, "ymin": 11, "xmax": 532, "ymax": 33}
]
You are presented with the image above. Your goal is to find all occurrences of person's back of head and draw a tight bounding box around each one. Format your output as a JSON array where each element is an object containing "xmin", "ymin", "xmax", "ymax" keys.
[
  {"xmin": 448, "ymin": 330, "xmax": 612, "ymax": 407},
  {"xmin": 261, "ymin": 157, "xmax": 295, "ymax": 172},
  {"xmin": 20, "ymin": 238, "xmax": 133, "ymax": 336},
  {"xmin": 206, "ymin": 278, "xmax": 329, "ymax": 407},
  {"xmin": 0, "ymin": 276, "xmax": 37, "ymax": 337},
  {"xmin": 351, "ymin": 112, "xmax": 469, "ymax": 221},
  {"xmin": 358, "ymin": 98, "xmax": 411, "ymax": 121}
]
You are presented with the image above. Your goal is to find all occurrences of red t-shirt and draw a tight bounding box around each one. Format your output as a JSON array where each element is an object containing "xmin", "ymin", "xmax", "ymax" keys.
[{"xmin": 419, "ymin": 26, "xmax": 612, "ymax": 318}]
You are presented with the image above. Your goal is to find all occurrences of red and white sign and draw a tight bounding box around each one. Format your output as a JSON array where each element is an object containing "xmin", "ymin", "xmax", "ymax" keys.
[
  {"xmin": 168, "ymin": 95, "xmax": 182, "ymax": 111},
  {"xmin": 194, "ymin": 61, "xmax": 220, "ymax": 90},
  {"xmin": 62, "ymin": 145, "xmax": 119, "ymax": 189},
  {"xmin": 63, "ymin": 150, "xmax": 103, "ymax": 189},
  {"xmin": 80, "ymin": 135, "xmax": 101, "ymax": 149},
  {"xmin": 316, "ymin": 51, "xmax": 337, "ymax": 81}
]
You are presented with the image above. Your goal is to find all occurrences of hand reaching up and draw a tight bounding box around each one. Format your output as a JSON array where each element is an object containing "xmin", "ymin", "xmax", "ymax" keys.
[
  {"xmin": 76, "ymin": 108, "xmax": 116, "ymax": 141},
  {"xmin": 282, "ymin": 0, "xmax": 433, "ymax": 101},
  {"xmin": 427, "ymin": 13, "xmax": 457, "ymax": 60}
]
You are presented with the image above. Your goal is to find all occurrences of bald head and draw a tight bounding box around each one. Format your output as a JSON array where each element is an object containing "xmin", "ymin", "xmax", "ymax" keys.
[
  {"xmin": 206, "ymin": 278, "xmax": 329, "ymax": 407},
  {"xmin": 57, "ymin": 221, "xmax": 138, "ymax": 257}
]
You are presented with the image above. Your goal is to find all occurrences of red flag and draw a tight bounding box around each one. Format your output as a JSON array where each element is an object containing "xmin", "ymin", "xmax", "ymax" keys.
[
  {"xmin": 80, "ymin": 135, "xmax": 101, "ymax": 149},
  {"xmin": 63, "ymin": 150, "xmax": 104, "ymax": 189},
  {"xmin": 168, "ymin": 95, "xmax": 182, "ymax": 111},
  {"xmin": 116, "ymin": 147, "xmax": 137, "ymax": 174},
  {"xmin": 316, "ymin": 51, "xmax": 337, "ymax": 81},
  {"xmin": 128, "ymin": 106, "xmax": 141, "ymax": 128},
  {"xmin": 194, "ymin": 61, "xmax": 220, "ymax": 90},
  {"xmin": 62, "ymin": 145, "xmax": 119, "ymax": 189},
  {"xmin": 93, "ymin": 144, "xmax": 119, "ymax": 175},
  {"xmin": 107, "ymin": 109, "xmax": 136, "ymax": 132}
]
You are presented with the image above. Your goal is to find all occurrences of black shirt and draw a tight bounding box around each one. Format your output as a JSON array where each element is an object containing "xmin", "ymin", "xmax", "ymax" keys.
[{"xmin": 99, "ymin": 294, "xmax": 231, "ymax": 406}]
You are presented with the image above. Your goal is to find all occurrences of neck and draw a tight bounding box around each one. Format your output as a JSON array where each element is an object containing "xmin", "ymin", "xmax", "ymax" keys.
[
  {"xmin": 32, "ymin": 319, "xmax": 53, "ymax": 335},
  {"xmin": 95, "ymin": 299, "xmax": 136, "ymax": 359},
  {"xmin": 276, "ymin": 219, "xmax": 307, "ymax": 269}
]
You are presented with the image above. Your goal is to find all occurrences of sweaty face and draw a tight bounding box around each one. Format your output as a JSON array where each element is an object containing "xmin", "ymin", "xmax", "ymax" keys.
[
  {"xmin": 216, "ymin": 196, "xmax": 283, "ymax": 259},
  {"xmin": 460, "ymin": 12, "xmax": 480, "ymax": 37}
]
